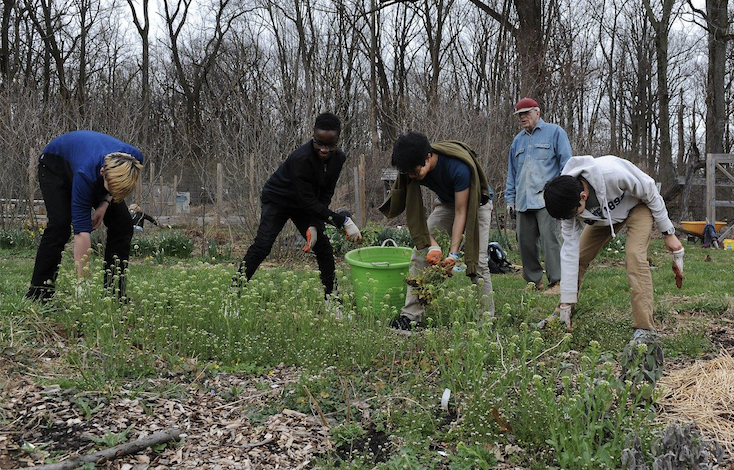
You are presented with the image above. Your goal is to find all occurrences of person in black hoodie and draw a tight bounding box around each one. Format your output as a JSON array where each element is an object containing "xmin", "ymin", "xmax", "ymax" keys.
[
  {"xmin": 128, "ymin": 204, "xmax": 159, "ymax": 233},
  {"xmin": 234, "ymin": 113, "xmax": 362, "ymax": 299}
]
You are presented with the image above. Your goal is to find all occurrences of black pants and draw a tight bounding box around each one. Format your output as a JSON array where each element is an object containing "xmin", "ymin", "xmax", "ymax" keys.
[
  {"xmin": 239, "ymin": 202, "xmax": 336, "ymax": 296},
  {"xmin": 27, "ymin": 154, "xmax": 134, "ymax": 300}
]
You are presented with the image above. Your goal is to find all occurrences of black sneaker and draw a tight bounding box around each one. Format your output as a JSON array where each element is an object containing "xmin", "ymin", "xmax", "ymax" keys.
[
  {"xmin": 390, "ymin": 315, "xmax": 415, "ymax": 335},
  {"xmin": 26, "ymin": 287, "xmax": 55, "ymax": 303}
]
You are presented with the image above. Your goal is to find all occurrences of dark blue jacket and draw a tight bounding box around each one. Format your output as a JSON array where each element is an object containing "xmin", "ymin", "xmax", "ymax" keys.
[{"xmin": 43, "ymin": 130, "xmax": 144, "ymax": 233}]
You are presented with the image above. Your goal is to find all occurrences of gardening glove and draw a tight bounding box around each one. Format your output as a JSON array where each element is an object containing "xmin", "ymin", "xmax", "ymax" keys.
[
  {"xmin": 507, "ymin": 204, "xmax": 515, "ymax": 219},
  {"xmin": 537, "ymin": 304, "xmax": 573, "ymax": 332},
  {"xmin": 441, "ymin": 252, "xmax": 460, "ymax": 269},
  {"xmin": 425, "ymin": 246, "xmax": 442, "ymax": 265},
  {"xmin": 558, "ymin": 304, "xmax": 573, "ymax": 332},
  {"xmin": 302, "ymin": 226, "xmax": 317, "ymax": 252},
  {"xmin": 671, "ymin": 247, "xmax": 684, "ymax": 289},
  {"xmin": 343, "ymin": 217, "xmax": 362, "ymax": 243}
]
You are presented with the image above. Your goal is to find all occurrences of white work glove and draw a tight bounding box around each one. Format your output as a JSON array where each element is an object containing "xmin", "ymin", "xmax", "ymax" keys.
[
  {"xmin": 507, "ymin": 204, "xmax": 515, "ymax": 219},
  {"xmin": 537, "ymin": 304, "xmax": 573, "ymax": 332},
  {"xmin": 559, "ymin": 304, "xmax": 573, "ymax": 332},
  {"xmin": 426, "ymin": 246, "xmax": 442, "ymax": 265},
  {"xmin": 302, "ymin": 226, "xmax": 317, "ymax": 252},
  {"xmin": 343, "ymin": 217, "xmax": 362, "ymax": 243},
  {"xmin": 672, "ymin": 248, "xmax": 684, "ymax": 289}
]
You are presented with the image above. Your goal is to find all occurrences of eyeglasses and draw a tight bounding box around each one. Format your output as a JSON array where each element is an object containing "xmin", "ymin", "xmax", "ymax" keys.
[
  {"xmin": 399, "ymin": 153, "xmax": 430, "ymax": 177},
  {"xmin": 313, "ymin": 139, "xmax": 338, "ymax": 151}
]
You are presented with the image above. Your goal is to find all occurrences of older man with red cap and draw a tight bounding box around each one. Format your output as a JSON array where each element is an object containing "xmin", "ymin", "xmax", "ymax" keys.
[{"xmin": 505, "ymin": 98, "xmax": 572, "ymax": 294}]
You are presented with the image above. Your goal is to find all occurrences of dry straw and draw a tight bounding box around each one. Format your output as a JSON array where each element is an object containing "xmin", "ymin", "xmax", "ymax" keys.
[{"xmin": 658, "ymin": 350, "xmax": 734, "ymax": 454}]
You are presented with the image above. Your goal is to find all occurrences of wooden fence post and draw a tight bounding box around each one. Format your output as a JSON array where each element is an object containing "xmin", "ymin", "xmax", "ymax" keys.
[
  {"xmin": 353, "ymin": 167, "xmax": 361, "ymax": 226},
  {"xmin": 358, "ymin": 155, "xmax": 366, "ymax": 227},
  {"xmin": 216, "ymin": 162, "xmax": 223, "ymax": 227},
  {"xmin": 149, "ymin": 162, "xmax": 156, "ymax": 216},
  {"xmin": 173, "ymin": 175, "xmax": 178, "ymax": 215}
]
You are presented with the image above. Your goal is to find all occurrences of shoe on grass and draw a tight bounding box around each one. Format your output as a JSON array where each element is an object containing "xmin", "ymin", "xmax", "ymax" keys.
[
  {"xmin": 543, "ymin": 282, "xmax": 561, "ymax": 296},
  {"xmin": 390, "ymin": 315, "xmax": 415, "ymax": 336}
]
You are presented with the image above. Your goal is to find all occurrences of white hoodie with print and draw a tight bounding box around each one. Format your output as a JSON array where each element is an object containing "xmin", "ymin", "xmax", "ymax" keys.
[{"xmin": 558, "ymin": 155, "xmax": 674, "ymax": 304}]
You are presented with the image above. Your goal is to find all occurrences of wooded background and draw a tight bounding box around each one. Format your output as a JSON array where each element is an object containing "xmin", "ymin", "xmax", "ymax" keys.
[{"xmin": 0, "ymin": 0, "xmax": 732, "ymax": 235}]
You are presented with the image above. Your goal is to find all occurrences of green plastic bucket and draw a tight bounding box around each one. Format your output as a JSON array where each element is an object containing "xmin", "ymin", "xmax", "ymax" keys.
[{"xmin": 344, "ymin": 240, "xmax": 413, "ymax": 314}]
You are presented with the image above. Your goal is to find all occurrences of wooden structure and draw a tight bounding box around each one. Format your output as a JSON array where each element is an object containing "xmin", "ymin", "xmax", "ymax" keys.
[{"xmin": 706, "ymin": 154, "xmax": 734, "ymax": 239}]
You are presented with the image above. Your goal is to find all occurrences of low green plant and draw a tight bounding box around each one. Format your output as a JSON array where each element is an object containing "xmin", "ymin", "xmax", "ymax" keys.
[
  {"xmin": 131, "ymin": 236, "xmax": 157, "ymax": 257},
  {"xmin": 662, "ymin": 325, "xmax": 711, "ymax": 358},
  {"xmin": 596, "ymin": 234, "xmax": 627, "ymax": 261},
  {"xmin": 0, "ymin": 228, "xmax": 37, "ymax": 249},
  {"xmin": 331, "ymin": 423, "xmax": 367, "ymax": 455},
  {"xmin": 448, "ymin": 442, "xmax": 498, "ymax": 469},
  {"xmin": 207, "ymin": 239, "xmax": 231, "ymax": 261},
  {"xmin": 89, "ymin": 425, "xmax": 135, "ymax": 448},
  {"xmin": 622, "ymin": 422, "xmax": 723, "ymax": 469},
  {"xmin": 157, "ymin": 232, "xmax": 193, "ymax": 258},
  {"xmin": 542, "ymin": 341, "xmax": 656, "ymax": 469}
]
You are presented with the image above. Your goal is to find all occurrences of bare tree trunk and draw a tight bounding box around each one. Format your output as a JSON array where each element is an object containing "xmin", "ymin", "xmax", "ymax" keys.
[
  {"xmin": 127, "ymin": 0, "xmax": 151, "ymax": 141},
  {"xmin": 642, "ymin": 0, "xmax": 675, "ymax": 189},
  {"xmin": 703, "ymin": 0, "xmax": 730, "ymax": 154},
  {"xmin": 0, "ymin": 0, "xmax": 14, "ymax": 81}
]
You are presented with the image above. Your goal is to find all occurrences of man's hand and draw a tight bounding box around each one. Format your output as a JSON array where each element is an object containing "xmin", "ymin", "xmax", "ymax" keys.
[
  {"xmin": 92, "ymin": 202, "xmax": 109, "ymax": 229},
  {"xmin": 672, "ymin": 247, "xmax": 684, "ymax": 289},
  {"xmin": 663, "ymin": 233, "xmax": 683, "ymax": 252},
  {"xmin": 441, "ymin": 252, "xmax": 460, "ymax": 269},
  {"xmin": 302, "ymin": 226, "xmax": 317, "ymax": 252},
  {"xmin": 426, "ymin": 246, "xmax": 442, "ymax": 265},
  {"xmin": 343, "ymin": 217, "xmax": 362, "ymax": 243},
  {"xmin": 506, "ymin": 204, "xmax": 515, "ymax": 219}
]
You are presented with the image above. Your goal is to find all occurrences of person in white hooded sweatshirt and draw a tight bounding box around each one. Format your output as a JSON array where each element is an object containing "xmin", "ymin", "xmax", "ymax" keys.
[{"xmin": 541, "ymin": 155, "xmax": 684, "ymax": 340}]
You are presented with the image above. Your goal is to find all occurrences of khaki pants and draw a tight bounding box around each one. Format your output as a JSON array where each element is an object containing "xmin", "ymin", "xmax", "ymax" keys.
[
  {"xmin": 577, "ymin": 204, "xmax": 655, "ymax": 330},
  {"xmin": 401, "ymin": 201, "xmax": 495, "ymax": 322}
]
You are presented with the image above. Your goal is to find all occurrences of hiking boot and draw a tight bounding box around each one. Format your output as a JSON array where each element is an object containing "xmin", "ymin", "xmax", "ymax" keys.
[
  {"xmin": 621, "ymin": 329, "xmax": 664, "ymax": 399},
  {"xmin": 390, "ymin": 315, "xmax": 415, "ymax": 336},
  {"xmin": 543, "ymin": 282, "xmax": 561, "ymax": 296}
]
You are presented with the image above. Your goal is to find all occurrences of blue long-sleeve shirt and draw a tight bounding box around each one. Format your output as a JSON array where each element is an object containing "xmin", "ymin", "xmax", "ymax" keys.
[
  {"xmin": 505, "ymin": 118, "xmax": 572, "ymax": 212},
  {"xmin": 43, "ymin": 130, "xmax": 144, "ymax": 234}
]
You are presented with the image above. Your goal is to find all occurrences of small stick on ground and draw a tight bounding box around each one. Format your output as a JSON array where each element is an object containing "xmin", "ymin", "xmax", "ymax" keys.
[
  {"xmin": 9, "ymin": 428, "xmax": 181, "ymax": 470},
  {"xmin": 303, "ymin": 384, "xmax": 330, "ymax": 428}
]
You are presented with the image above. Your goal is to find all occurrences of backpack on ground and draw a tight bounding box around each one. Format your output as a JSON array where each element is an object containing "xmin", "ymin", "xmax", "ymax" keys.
[{"xmin": 488, "ymin": 241, "xmax": 513, "ymax": 274}]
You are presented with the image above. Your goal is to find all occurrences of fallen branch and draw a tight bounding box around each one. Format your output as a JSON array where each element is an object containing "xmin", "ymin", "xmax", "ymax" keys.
[
  {"xmin": 10, "ymin": 428, "xmax": 181, "ymax": 470},
  {"xmin": 302, "ymin": 385, "xmax": 330, "ymax": 428}
]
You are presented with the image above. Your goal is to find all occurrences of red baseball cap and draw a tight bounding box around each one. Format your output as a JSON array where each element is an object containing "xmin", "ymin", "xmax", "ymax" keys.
[{"xmin": 514, "ymin": 97, "xmax": 539, "ymax": 114}]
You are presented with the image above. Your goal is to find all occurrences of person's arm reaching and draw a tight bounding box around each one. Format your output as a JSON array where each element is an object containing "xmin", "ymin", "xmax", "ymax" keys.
[
  {"xmin": 74, "ymin": 232, "xmax": 92, "ymax": 279},
  {"xmin": 450, "ymin": 189, "xmax": 469, "ymax": 253}
]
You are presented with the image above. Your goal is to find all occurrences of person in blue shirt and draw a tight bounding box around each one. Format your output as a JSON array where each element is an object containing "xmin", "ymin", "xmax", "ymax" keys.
[
  {"xmin": 26, "ymin": 130, "xmax": 144, "ymax": 302},
  {"xmin": 382, "ymin": 132, "xmax": 494, "ymax": 334},
  {"xmin": 505, "ymin": 98, "xmax": 572, "ymax": 294}
]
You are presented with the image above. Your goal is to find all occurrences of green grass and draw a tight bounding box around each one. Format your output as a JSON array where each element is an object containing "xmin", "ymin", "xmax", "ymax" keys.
[{"xmin": 1, "ymin": 236, "xmax": 732, "ymax": 468}]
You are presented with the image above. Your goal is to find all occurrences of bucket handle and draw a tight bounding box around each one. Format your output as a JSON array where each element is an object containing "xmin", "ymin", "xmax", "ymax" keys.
[{"xmin": 381, "ymin": 238, "xmax": 398, "ymax": 247}]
